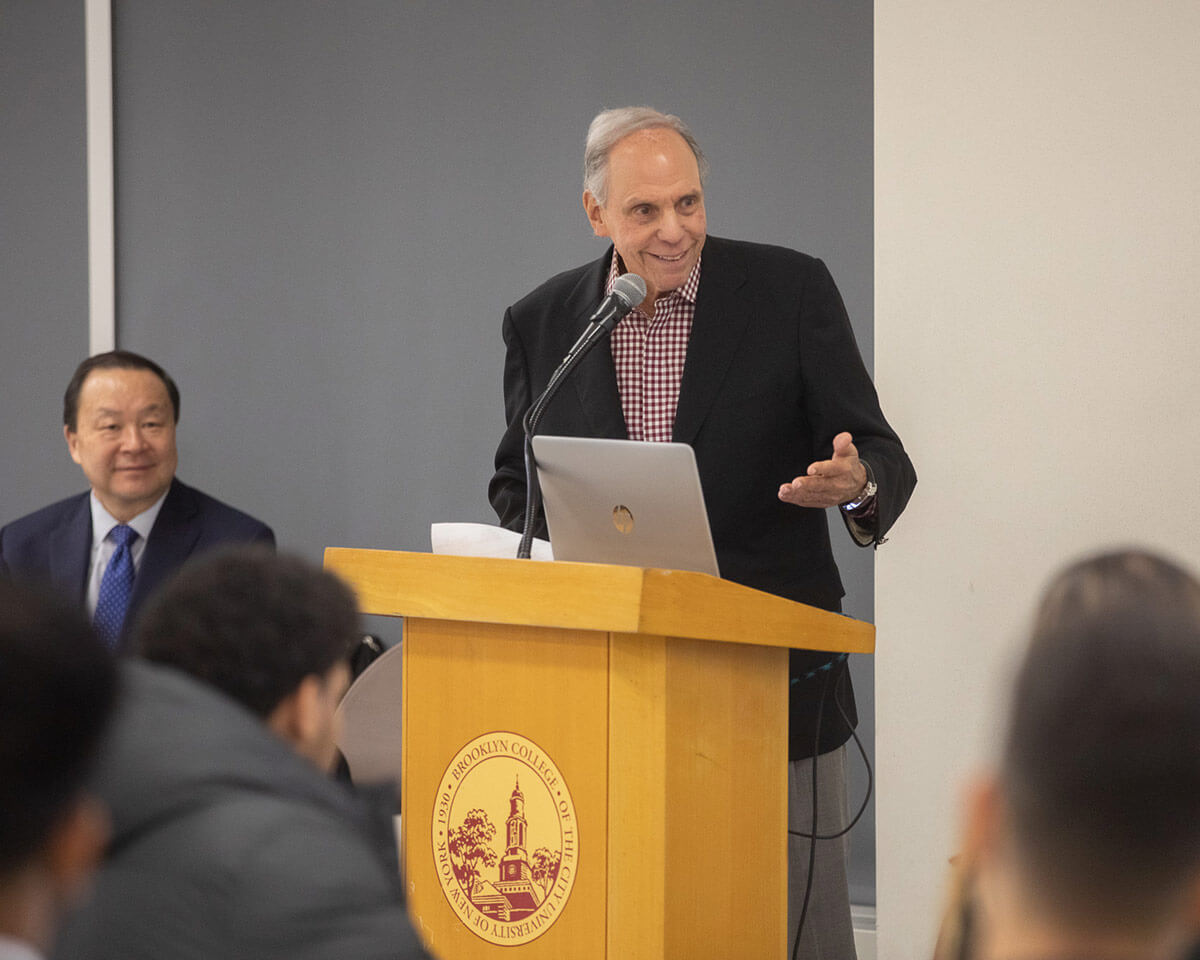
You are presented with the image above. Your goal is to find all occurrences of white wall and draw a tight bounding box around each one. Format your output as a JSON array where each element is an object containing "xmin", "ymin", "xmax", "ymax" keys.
[{"xmin": 874, "ymin": 2, "xmax": 1200, "ymax": 956}]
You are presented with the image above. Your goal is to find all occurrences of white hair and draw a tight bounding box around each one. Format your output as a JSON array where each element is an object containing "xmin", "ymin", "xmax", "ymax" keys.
[{"xmin": 582, "ymin": 106, "xmax": 709, "ymax": 206}]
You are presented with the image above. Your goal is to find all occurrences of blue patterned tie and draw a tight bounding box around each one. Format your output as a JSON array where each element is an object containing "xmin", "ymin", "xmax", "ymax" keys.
[{"xmin": 94, "ymin": 525, "xmax": 138, "ymax": 650}]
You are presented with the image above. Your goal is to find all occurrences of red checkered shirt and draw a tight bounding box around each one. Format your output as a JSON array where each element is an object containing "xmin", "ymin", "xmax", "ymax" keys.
[{"xmin": 607, "ymin": 253, "xmax": 702, "ymax": 442}]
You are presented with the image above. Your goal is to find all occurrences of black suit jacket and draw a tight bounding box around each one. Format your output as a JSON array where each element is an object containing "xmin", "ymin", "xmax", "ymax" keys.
[
  {"xmin": 490, "ymin": 236, "xmax": 916, "ymax": 756},
  {"xmin": 0, "ymin": 478, "xmax": 275, "ymax": 646}
]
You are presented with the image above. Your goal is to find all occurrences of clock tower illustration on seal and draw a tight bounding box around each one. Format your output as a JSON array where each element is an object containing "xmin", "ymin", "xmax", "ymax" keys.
[{"xmin": 471, "ymin": 778, "xmax": 545, "ymax": 920}]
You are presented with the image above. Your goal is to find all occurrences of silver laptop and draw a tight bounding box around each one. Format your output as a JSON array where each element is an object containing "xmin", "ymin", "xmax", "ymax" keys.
[{"xmin": 531, "ymin": 435, "xmax": 720, "ymax": 577}]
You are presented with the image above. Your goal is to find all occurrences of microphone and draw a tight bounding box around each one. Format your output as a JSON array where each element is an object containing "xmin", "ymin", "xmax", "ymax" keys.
[
  {"xmin": 542, "ymin": 272, "xmax": 646, "ymax": 409},
  {"xmin": 587, "ymin": 272, "xmax": 647, "ymax": 333},
  {"xmin": 563, "ymin": 272, "xmax": 647, "ymax": 358},
  {"xmin": 515, "ymin": 273, "xmax": 646, "ymax": 558}
]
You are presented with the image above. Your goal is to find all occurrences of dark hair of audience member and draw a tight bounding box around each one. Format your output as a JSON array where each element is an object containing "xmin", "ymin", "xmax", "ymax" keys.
[
  {"xmin": 1001, "ymin": 549, "xmax": 1200, "ymax": 927},
  {"xmin": 0, "ymin": 583, "xmax": 118, "ymax": 875},
  {"xmin": 131, "ymin": 548, "xmax": 359, "ymax": 717},
  {"xmin": 63, "ymin": 350, "xmax": 181, "ymax": 430}
]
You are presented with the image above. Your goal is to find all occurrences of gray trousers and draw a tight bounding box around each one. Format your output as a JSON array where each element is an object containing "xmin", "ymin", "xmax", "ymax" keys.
[{"xmin": 787, "ymin": 745, "xmax": 856, "ymax": 960}]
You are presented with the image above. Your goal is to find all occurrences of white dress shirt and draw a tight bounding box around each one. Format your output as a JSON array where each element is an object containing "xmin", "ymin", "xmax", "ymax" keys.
[{"xmin": 84, "ymin": 490, "xmax": 169, "ymax": 617}]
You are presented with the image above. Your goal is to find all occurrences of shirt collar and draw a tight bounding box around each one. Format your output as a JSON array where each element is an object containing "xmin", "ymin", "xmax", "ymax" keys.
[
  {"xmin": 90, "ymin": 486, "xmax": 170, "ymax": 546},
  {"xmin": 606, "ymin": 249, "xmax": 703, "ymax": 308}
]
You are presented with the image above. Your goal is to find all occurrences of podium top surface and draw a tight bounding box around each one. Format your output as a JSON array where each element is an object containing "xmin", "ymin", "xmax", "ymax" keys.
[{"xmin": 324, "ymin": 548, "xmax": 874, "ymax": 655}]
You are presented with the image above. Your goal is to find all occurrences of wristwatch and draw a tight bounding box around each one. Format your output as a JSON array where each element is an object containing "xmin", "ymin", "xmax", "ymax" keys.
[{"xmin": 840, "ymin": 462, "xmax": 877, "ymax": 513}]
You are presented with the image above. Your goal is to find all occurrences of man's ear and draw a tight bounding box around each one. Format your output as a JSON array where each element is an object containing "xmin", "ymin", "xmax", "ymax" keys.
[
  {"xmin": 582, "ymin": 191, "xmax": 609, "ymax": 238},
  {"xmin": 266, "ymin": 675, "xmax": 323, "ymax": 751},
  {"xmin": 291, "ymin": 675, "xmax": 325, "ymax": 746},
  {"xmin": 45, "ymin": 796, "xmax": 109, "ymax": 903},
  {"xmin": 64, "ymin": 424, "xmax": 82, "ymax": 465},
  {"xmin": 963, "ymin": 774, "xmax": 1003, "ymax": 869}
]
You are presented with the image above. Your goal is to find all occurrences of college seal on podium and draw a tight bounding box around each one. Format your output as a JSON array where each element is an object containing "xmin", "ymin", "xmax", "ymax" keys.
[{"xmin": 432, "ymin": 731, "xmax": 578, "ymax": 945}]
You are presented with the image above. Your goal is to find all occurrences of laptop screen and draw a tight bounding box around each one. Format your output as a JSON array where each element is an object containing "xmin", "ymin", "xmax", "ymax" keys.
[{"xmin": 531, "ymin": 435, "xmax": 720, "ymax": 577}]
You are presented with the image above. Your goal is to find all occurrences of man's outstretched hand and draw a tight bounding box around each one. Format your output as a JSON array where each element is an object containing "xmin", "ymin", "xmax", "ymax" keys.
[{"xmin": 778, "ymin": 432, "xmax": 867, "ymax": 509}]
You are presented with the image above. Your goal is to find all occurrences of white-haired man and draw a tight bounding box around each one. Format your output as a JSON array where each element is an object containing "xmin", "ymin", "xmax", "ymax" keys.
[{"xmin": 491, "ymin": 106, "xmax": 917, "ymax": 958}]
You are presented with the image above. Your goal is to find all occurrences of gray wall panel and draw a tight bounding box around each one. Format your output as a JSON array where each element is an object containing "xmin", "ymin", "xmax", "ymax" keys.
[
  {"xmin": 113, "ymin": 0, "xmax": 877, "ymax": 903},
  {"xmin": 0, "ymin": 0, "xmax": 89, "ymax": 519}
]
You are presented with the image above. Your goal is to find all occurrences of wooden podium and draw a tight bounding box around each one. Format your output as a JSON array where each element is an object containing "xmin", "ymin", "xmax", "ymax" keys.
[{"xmin": 324, "ymin": 549, "xmax": 873, "ymax": 960}]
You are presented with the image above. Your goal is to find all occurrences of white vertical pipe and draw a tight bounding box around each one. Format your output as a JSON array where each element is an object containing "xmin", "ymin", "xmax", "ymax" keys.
[{"xmin": 85, "ymin": 0, "xmax": 115, "ymax": 354}]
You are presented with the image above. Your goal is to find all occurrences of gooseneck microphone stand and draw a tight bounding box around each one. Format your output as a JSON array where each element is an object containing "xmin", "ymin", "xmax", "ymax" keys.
[{"xmin": 516, "ymin": 273, "xmax": 646, "ymax": 558}]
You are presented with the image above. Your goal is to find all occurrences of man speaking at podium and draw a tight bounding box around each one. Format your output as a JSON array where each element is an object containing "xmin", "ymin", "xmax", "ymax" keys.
[{"xmin": 490, "ymin": 106, "xmax": 916, "ymax": 957}]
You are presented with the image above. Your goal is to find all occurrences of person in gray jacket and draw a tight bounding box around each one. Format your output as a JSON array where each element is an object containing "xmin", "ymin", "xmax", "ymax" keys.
[{"xmin": 53, "ymin": 549, "xmax": 430, "ymax": 960}]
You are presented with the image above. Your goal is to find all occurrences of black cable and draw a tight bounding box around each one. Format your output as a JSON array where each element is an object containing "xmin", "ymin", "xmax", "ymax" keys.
[
  {"xmin": 788, "ymin": 658, "xmax": 876, "ymax": 955},
  {"xmin": 790, "ymin": 666, "xmax": 831, "ymax": 960},
  {"xmin": 788, "ymin": 664, "xmax": 873, "ymax": 841}
]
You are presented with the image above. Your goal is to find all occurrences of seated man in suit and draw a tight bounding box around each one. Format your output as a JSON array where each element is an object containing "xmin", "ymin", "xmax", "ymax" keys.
[
  {"xmin": 53, "ymin": 548, "xmax": 430, "ymax": 960},
  {"xmin": 0, "ymin": 351, "xmax": 273, "ymax": 648},
  {"xmin": 0, "ymin": 581, "xmax": 118, "ymax": 960},
  {"xmin": 956, "ymin": 550, "xmax": 1200, "ymax": 960}
]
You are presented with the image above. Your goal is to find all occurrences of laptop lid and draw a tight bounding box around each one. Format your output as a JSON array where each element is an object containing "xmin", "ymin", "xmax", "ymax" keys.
[{"xmin": 530, "ymin": 435, "xmax": 720, "ymax": 577}]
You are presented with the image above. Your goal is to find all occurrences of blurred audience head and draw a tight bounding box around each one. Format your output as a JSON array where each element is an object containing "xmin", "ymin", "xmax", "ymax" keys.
[
  {"xmin": 132, "ymin": 548, "xmax": 359, "ymax": 770},
  {"xmin": 963, "ymin": 549, "xmax": 1200, "ymax": 959},
  {"xmin": 0, "ymin": 581, "xmax": 117, "ymax": 951}
]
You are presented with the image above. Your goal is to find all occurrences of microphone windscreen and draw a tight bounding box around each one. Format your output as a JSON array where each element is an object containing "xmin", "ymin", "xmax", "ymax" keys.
[{"xmin": 612, "ymin": 272, "xmax": 647, "ymax": 308}]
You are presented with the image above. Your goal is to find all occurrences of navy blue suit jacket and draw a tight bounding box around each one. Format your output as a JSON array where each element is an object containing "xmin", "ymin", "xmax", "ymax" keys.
[{"xmin": 0, "ymin": 478, "xmax": 274, "ymax": 644}]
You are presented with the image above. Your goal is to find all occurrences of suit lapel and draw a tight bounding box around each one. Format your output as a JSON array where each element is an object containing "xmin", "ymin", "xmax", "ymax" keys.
[
  {"xmin": 48, "ymin": 494, "xmax": 92, "ymax": 603},
  {"xmin": 569, "ymin": 250, "xmax": 627, "ymax": 439},
  {"xmin": 130, "ymin": 480, "xmax": 201, "ymax": 613},
  {"xmin": 673, "ymin": 238, "xmax": 751, "ymax": 444}
]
